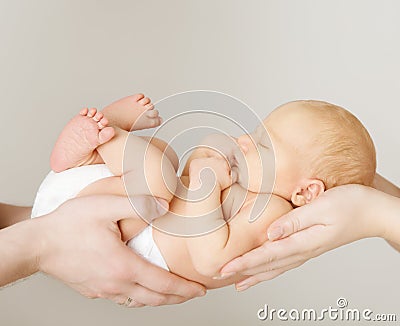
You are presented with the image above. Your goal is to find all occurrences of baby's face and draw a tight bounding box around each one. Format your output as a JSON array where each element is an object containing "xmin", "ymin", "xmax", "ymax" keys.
[{"xmin": 234, "ymin": 102, "xmax": 317, "ymax": 199}]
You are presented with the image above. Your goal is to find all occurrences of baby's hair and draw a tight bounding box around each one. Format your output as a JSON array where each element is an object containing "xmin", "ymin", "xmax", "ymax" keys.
[{"xmin": 298, "ymin": 100, "xmax": 376, "ymax": 189}]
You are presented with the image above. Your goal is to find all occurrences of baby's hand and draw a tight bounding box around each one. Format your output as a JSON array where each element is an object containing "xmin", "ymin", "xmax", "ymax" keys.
[{"xmin": 189, "ymin": 157, "xmax": 236, "ymax": 190}]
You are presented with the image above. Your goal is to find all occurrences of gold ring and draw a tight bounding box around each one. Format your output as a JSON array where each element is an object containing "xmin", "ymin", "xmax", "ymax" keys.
[{"xmin": 124, "ymin": 297, "xmax": 133, "ymax": 307}]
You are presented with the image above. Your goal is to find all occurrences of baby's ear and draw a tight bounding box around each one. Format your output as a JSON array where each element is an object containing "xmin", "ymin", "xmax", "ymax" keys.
[{"xmin": 291, "ymin": 179, "xmax": 325, "ymax": 207}]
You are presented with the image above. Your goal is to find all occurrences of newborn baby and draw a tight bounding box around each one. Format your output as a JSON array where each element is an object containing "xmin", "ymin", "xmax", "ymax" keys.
[{"xmin": 32, "ymin": 94, "xmax": 376, "ymax": 289}]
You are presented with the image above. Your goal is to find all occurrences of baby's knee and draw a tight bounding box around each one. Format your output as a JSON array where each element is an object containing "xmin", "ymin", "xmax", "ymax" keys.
[
  {"xmin": 144, "ymin": 137, "xmax": 179, "ymax": 172},
  {"xmin": 123, "ymin": 139, "xmax": 177, "ymax": 203},
  {"xmin": 146, "ymin": 148, "xmax": 177, "ymax": 202}
]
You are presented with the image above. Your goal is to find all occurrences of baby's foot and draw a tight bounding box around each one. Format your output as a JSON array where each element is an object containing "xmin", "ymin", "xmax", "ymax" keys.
[
  {"xmin": 50, "ymin": 108, "xmax": 115, "ymax": 172},
  {"xmin": 102, "ymin": 93, "xmax": 162, "ymax": 131}
]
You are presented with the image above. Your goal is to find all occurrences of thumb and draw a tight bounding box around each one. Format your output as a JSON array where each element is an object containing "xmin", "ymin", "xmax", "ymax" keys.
[
  {"xmin": 267, "ymin": 205, "xmax": 319, "ymax": 241},
  {"xmin": 129, "ymin": 195, "xmax": 169, "ymax": 222},
  {"xmin": 74, "ymin": 195, "xmax": 168, "ymax": 222}
]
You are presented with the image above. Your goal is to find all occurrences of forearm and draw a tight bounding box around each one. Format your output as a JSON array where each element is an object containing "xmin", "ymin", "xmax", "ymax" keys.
[
  {"xmin": 0, "ymin": 217, "xmax": 42, "ymax": 287},
  {"xmin": 185, "ymin": 181, "xmax": 229, "ymax": 276},
  {"xmin": 182, "ymin": 149, "xmax": 210, "ymax": 176},
  {"xmin": 378, "ymin": 192, "xmax": 400, "ymax": 250},
  {"xmin": 373, "ymin": 174, "xmax": 400, "ymax": 197},
  {"xmin": 0, "ymin": 203, "xmax": 32, "ymax": 229},
  {"xmin": 371, "ymin": 174, "xmax": 400, "ymax": 251}
]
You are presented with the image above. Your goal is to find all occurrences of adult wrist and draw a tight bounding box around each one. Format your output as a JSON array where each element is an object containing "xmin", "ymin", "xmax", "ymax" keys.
[
  {"xmin": 343, "ymin": 185, "xmax": 387, "ymax": 240},
  {"xmin": 32, "ymin": 215, "xmax": 55, "ymax": 274},
  {"xmin": 0, "ymin": 217, "xmax": 43, "ymax": 286},
  {"xmin": 377, "ymin": 193, "xmax": 400, "ymax": 244}
]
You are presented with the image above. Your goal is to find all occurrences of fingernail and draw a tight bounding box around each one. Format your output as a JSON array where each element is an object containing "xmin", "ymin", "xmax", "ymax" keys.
[
  {"xmin": 212, "ymin": 272, "xmax": 236, "ymax": 280},
  {"xmin": 268, "ymin": 226, "xmax": 283, "ymax": 240},
  {"xmin": 196, "ymin": 289, "xmax": 206, "ymax": 297},
  {"xmin": 235, "ymin": 283, "xmax": 250, "ymax": 292}
]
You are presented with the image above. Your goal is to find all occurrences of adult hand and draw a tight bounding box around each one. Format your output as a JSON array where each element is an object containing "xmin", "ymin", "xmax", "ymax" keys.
[
  {"xmin": 37, "ymin": 195, "xmax": 206, "ymax": 306},
  {"xmin": 220, "ymin": 185, "xmax": 387, "ymax": 290}
]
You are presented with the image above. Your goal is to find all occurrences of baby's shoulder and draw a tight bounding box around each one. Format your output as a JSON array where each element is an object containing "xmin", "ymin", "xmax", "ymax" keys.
[
  {"xmin": 263, "ymin": 194, "xmax": 293, "ymax": 218},
  {"xmin": 221, "ymin": 184, "xmax": 292, "ymax": 221}
]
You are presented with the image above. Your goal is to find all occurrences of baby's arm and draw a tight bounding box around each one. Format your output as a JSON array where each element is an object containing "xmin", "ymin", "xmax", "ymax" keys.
[
  {"xmin": 184, "ymin": 158, "xmax": 292, "ymax": 277},
  {"xmin": 181, "ymin": 133, "xmax": 238, "ymax": 177}
]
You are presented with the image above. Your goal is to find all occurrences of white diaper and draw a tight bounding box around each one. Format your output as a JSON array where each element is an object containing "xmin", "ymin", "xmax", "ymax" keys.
[
  {"xmin": 31, "ymin": 164, "xmax": 169, "ymax": 271},
  {"xmin": 127, "ymin": 225, "xmax": 169, "ymax": 271},
  {"xmin": 31, "ymin": 164, "xmax": 114, "ymax": 218}
]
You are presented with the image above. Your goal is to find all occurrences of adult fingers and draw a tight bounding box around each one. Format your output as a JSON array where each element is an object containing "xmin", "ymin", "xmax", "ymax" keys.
[
  {"xmin": 220, "ymin": 225, "xmax": 326, "ymax": 276},
  {"xmin": 61, "ymin": 195, "xmax": 134, "ymax": 222},
  {"xmin": 128, "ymin": 196, "xmax": 169, "ymax": 221},
  {"xmin": 123, "ymin": 283, "xmax": 189, "ymax": 307},
  {"xmin": 241, "ymin": 254, "xmax": 307, "ymax": 276},
  {"xmin": 267, "ymin": 204, "xmax": 325, "ymax": 241},
  {"xmin": 112, "ymin": 294, "xmax": 145, "ymax": 308},
  {"xmin": 235, "ymin": 262, "xmax": 304, "ymax": 291},
  {"xmin": 250, "ymin": 226, "xmax": 328, "ymax": 274},
  {"xmin": 219, "ymin": 241, "xmax": 282, "ymax": 276},
  {"xmin": 66, "ymin": 195, "xmax": 168, "ymax": 222},
  {"xmin": 123, "ymin": 248, "xmax": 206, "ymax": 299},
  {"xmin": 219, "ymin": 236, "xmax": 301, "ymax": 275}
]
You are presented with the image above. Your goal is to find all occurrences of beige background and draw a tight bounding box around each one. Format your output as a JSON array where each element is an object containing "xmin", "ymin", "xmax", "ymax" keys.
[{"xmin": 1, "ymin": 0, "xmax": 399, "ymax": 325}]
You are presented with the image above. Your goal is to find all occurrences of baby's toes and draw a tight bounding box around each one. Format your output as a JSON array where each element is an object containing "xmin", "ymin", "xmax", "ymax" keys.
[
  {"xmin": 146, "ymin": 109, "xmax": 159, "ymax": 119},
  {"xmin": 87, "ymin": 108, "xmax": 97, "ymax": 118},
  {"xmin": 133, "ymin": 93, "xmax": 145, "ymax": 102},
  {"xmin": 145, "ymin": 103, "xmax": 155, "ymax": 111},
  {"xmin": 80, "ymin": 108, "xmax": 89, "ymax": 116},
  {"xmin": 93, "ymin": 111, "xmax": 103, "ymax": 123},
  {"xmin": 139, "ymin": 97, "xmax": 151, "ymax": 106},
  {"xmin": 98, "ymin": 117, "xmax": 109, "ymax": 129},
  {"xmin": 150, "ymin": 116, "xmax": 162, "ymax": 128}
]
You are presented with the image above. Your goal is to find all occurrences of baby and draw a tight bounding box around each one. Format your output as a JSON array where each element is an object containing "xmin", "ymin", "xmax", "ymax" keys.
[{"xmin": 32, "ymin": 94, "xmax": 376, "ymax": 289}]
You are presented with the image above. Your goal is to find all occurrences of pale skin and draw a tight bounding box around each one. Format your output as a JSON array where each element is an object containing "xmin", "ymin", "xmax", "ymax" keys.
[
  {"xmin": 45, "ymin": 97, "xmax": 399, "ymax": 299},
  {"xmin": 0, "ymin": 197, "xmax": 205, "ymax": 305},
  {"xmin": 47, "ymin": 93, "xmax": 296, "ymax": 292},
  {"xmin": 49, "ymin": 97, "xmax": 367, "ymax": 294},
  {"xmin": 0, "ymin": 94, "xmax": 205, "ymax": 307},
  {"xmin": 221, "ymin": 176, "xmax": 400, "ymax": 290},
  {"xmin": 176, "ymin": 102, "xmax": 333, "ymax": 285},
  {"xmin": 218, "ymin": 107, "xmax": 400, "ymax": 290}
]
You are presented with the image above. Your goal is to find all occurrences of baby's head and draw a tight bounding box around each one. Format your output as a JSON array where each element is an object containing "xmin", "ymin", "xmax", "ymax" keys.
[{"xmin": 235, "ymin": 100, "xmax": 376, "ymax": 206}]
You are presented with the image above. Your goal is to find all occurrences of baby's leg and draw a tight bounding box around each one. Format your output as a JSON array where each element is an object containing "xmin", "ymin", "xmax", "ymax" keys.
[
  {"xmin": 96, "ymin": 128, "xmax": 178, "ymax": 203},
  {"xmin": 141, "ymin": 136, "xmax": 179, "ymax": 172},
  {"xmin": 76, "ymin": 176, "xmax": 168, "ymax": 242},
  {"xmin": 50, "ymin": 108, "xmax": 115, "ymax": 172},
  {"xmin": 102, "ymin": 93, "xmax": 161, "ymax": 131},
  {"xmin": 51, "ymin": 93, "xmax": 160, "ymax": 173}
]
